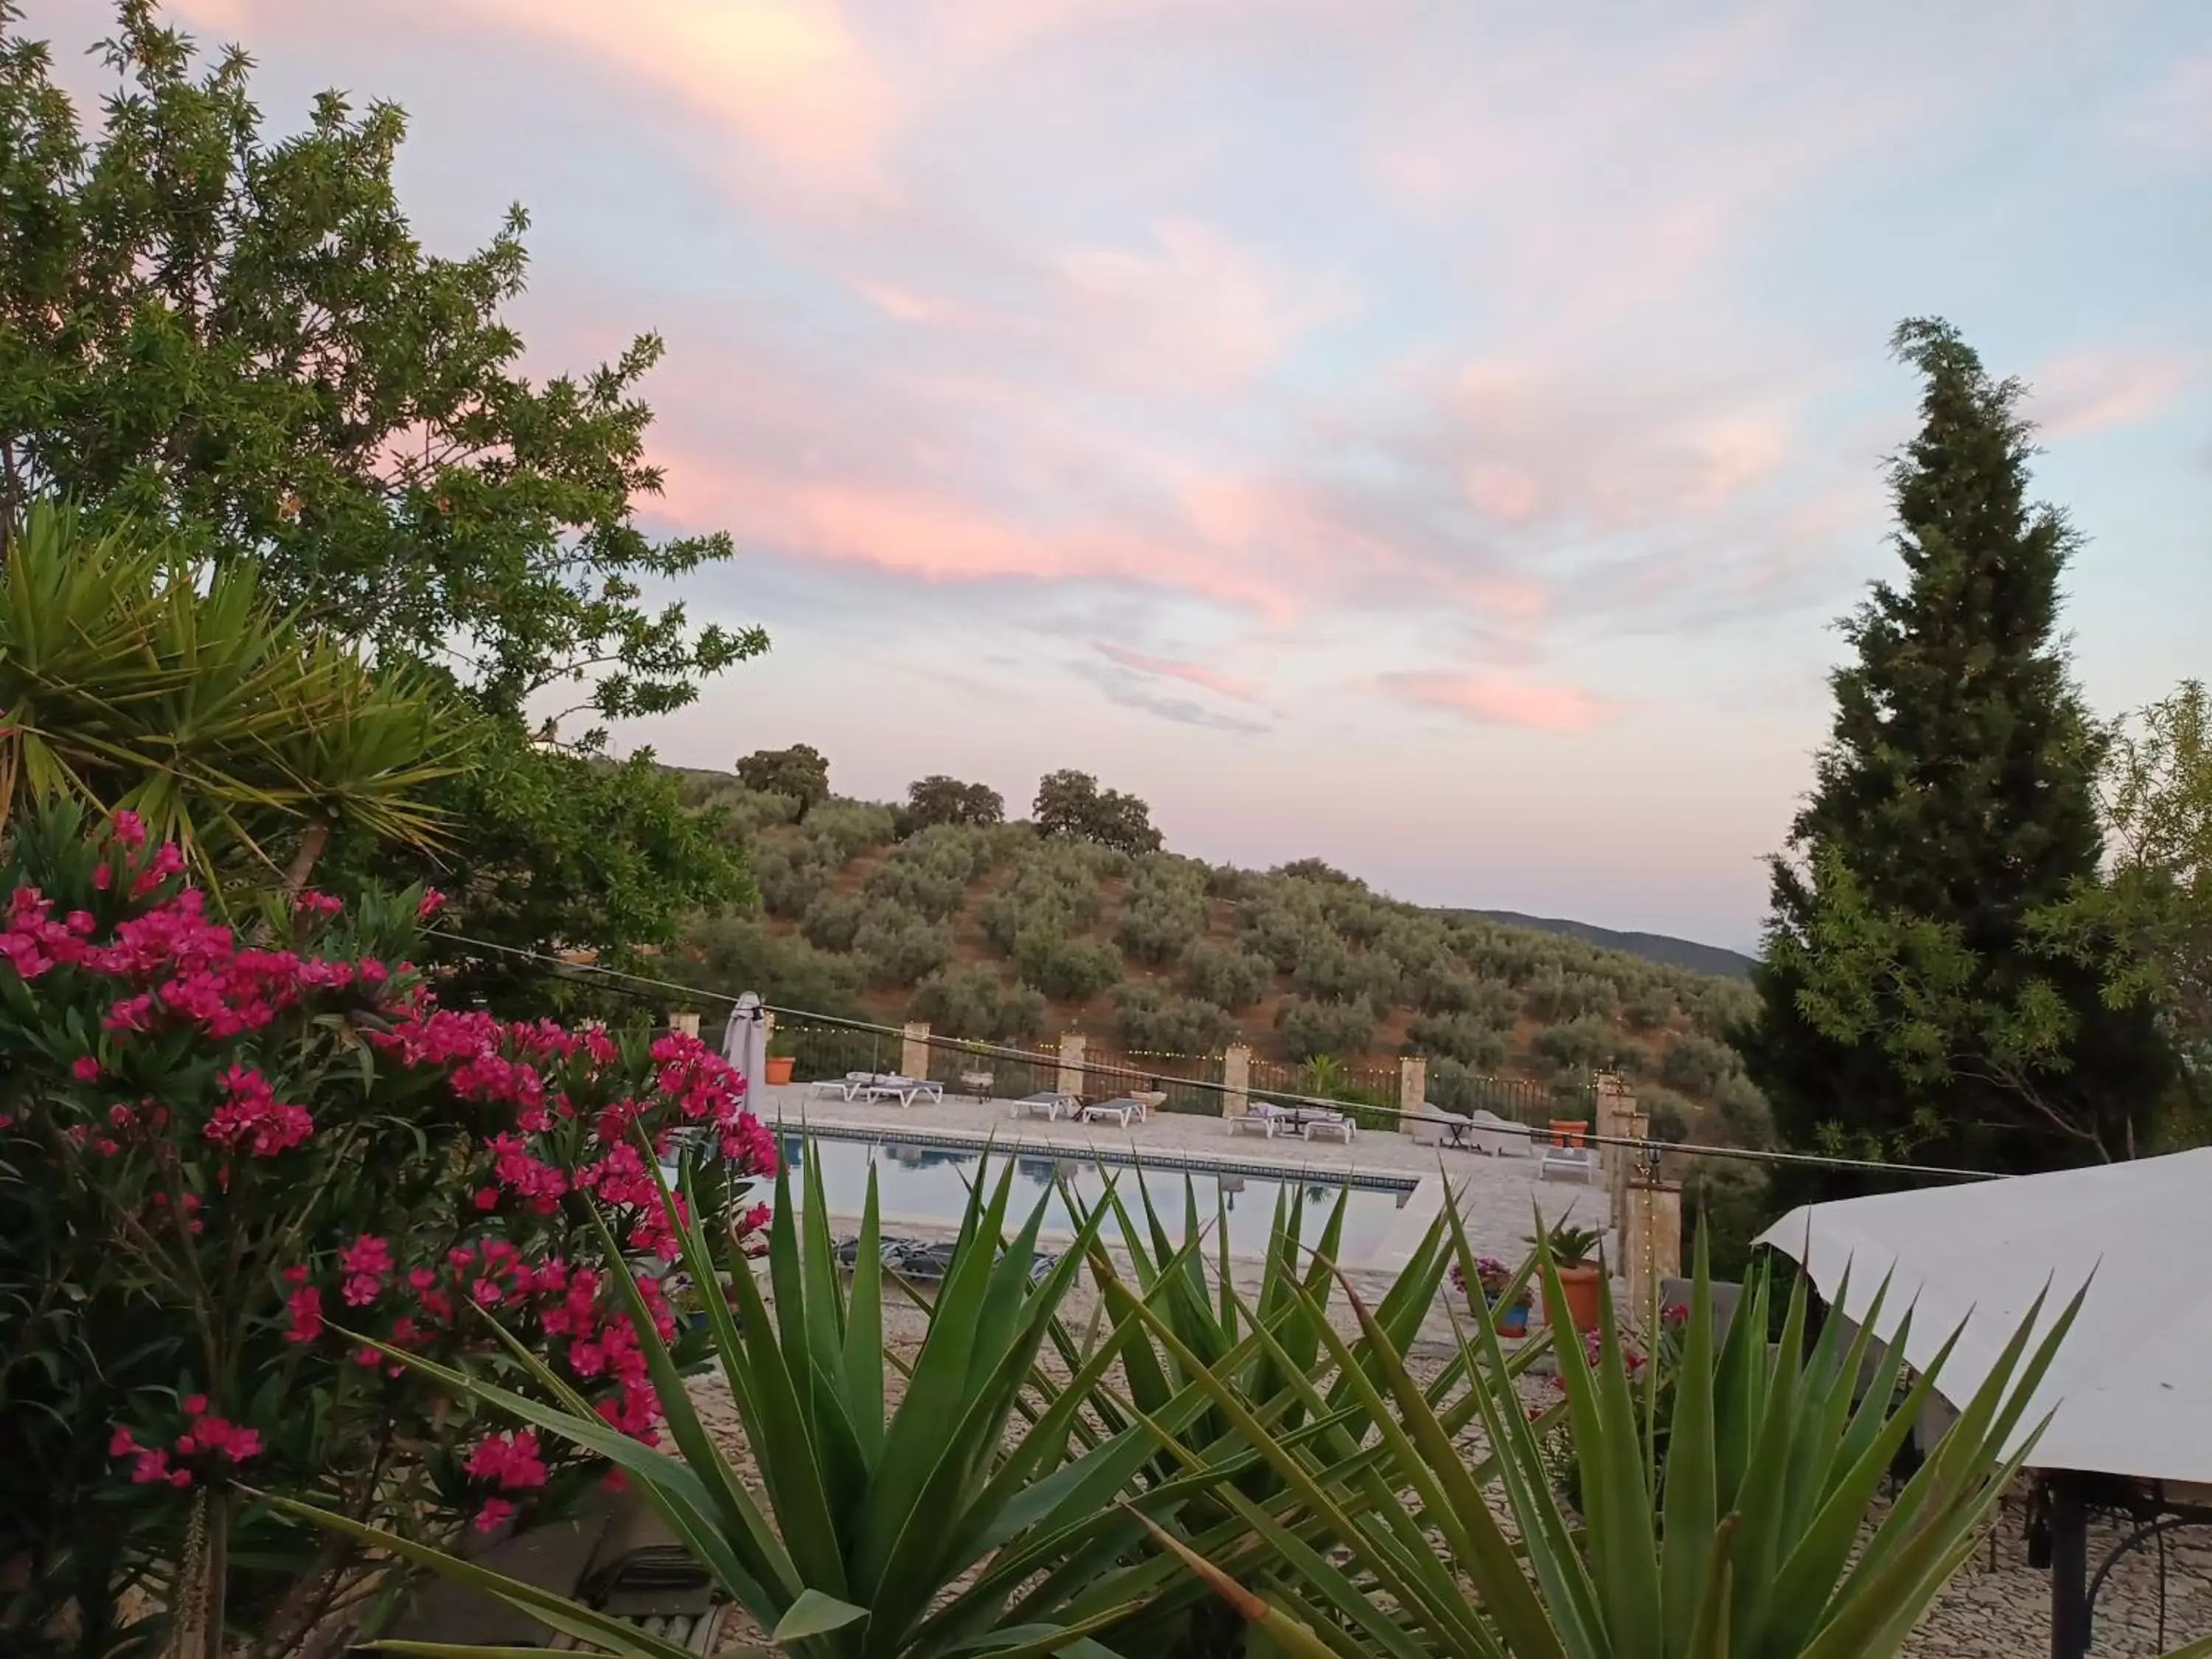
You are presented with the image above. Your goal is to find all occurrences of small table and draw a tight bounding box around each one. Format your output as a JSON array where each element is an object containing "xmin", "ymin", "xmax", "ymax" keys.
[{"xmin": 1439, "ymin": 1118, "xmax": 1471, "ymax": 1150}]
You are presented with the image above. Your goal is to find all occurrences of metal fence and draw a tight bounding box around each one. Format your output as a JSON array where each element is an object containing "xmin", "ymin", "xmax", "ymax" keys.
[{"xmin": 1081, "ymin": 1046, "xmax": 1224, "ymax": 1116}]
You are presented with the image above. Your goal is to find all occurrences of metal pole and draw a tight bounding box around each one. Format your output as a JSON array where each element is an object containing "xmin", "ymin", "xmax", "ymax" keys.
[{"xmin": 2049, "ymin": 1476, "xmax": 2090, "ymax": 1659}]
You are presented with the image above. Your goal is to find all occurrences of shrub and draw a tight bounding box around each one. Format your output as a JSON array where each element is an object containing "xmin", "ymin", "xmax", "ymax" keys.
[
  {"xmin": 1622, "ymin": 990, "xmax": 1675, "ymax": 1032},
  {"xmin": 1406, "ymin": 1012, "xmax": 1508, "ymax": 1070},
  {"xmin": 1528, "ymin": 1014, "xmax": 1615, "ymax": 1077},
  {"xmin": 1273, "ymin": 858, "xmax": 1361, "ymax": 886},
  {"xmin": 1012, "ymin": 929, "xmax": 1122, "ymax": 1002},
  {"xmin": 852, "ymin": 907, "xmax": 955, "ymax": 988},
  {"xmin": 1521, "ymin": 970, "xmax": 1619, "ymax": 1023},
  {"xmin": 1275, "ymin": 997, "xmax": 1375, "ymax": 1062},
  {"xmin": 862, "ymin": 857, "xmax": 970, "ymax": 921},
  {"xmin": 1639, "ymin": 1085, "xmax": 1695, "ymax": 1144},
  {"xmin": 995, "ymin": 985, "xmax": 1048, "ymax": 1042},
  {"xmin": 751, "ymin": 840, "xmax": 832, "ymax": 918},
  {"xmin": 1115, "ymin": 856, "xmax": 1210, "ymax": 965},
  {"xmin": 1180, "ymin": 942, "xmax": 1274, "ymax": 1011},
  {"xmin": 1711, "ymin": 1071, "xmax": 1775, "ymax": 1147},
  {"xmin": 1416, "ymin": 970, "xmax": 1517, "ymax": 1023},
  {"xmin": 1660, "ymin": 1032, "xmax": 1740, "ymax": 1097},
  {"xmin": 0, "ymin": 806, "xmax": 778, "ymax": 1652},
  {"xmin": 908, "ymin": 966, "xmax": 1018, "ymax": 1040},
  {"xmin": 1293, "ymin": 940, "xmax": 1400, "ymax": 1006},
  {"xmin": 1680, "ymin": 1155, "xmax": 1773, "ymax": 1279},
  {"xmin": 1110, "ymin": 984, "xmax": 1236, "ymax": 1054},
  {"xmin": 688, "ymin": 916, "xmax": 863, "ymax": 1016},
  {"xmin": 799, "ymin": 891, "xmax": 869, "ymax": 952},
  {"xmin": 802, "ymin": 799, "xmax": 899, "ymax": 863}
]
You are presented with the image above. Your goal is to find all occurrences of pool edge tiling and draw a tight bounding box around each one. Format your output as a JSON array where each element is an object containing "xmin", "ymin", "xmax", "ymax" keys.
[{"xmin": 768, "ymin": 1113, "xmax": 1439, "ymax": 1270}]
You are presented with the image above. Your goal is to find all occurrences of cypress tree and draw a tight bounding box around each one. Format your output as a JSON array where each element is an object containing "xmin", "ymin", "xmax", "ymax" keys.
[{"xmin": 1739, "ymin": 319, "xmax": 2174, "ymax": 1193}]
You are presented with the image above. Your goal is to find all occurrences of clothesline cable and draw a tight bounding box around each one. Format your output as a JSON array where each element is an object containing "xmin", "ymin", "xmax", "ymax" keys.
[{"xmin": 431, "ymin": 929, "xmax": 2002, "ymax": 1186}]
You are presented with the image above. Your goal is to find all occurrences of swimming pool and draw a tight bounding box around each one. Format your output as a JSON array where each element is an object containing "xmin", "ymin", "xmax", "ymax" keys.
[{"xmin": 766, "ymin": 1130, "xmax": 1418, "ymax": 1264}]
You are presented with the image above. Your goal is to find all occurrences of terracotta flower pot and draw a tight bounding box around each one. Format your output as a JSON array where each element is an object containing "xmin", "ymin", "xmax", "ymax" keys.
[
  {"xmin": 1544, "ymin": 1262, "xmax": 1604, "ymax": 1333},
  {"xmin": 764, "ymin": 1054, "xmax": 796, "ymax": 1086}
]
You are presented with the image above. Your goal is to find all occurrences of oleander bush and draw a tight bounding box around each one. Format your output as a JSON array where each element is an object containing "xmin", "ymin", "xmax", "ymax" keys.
[{"xmin": 0, "ymin": 804, "xmax": 776, "ymax": 1657}]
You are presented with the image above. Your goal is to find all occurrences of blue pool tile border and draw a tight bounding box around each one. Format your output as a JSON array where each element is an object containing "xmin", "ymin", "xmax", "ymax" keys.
[{"xmin": 774, "ymin": 1117, "xmax": 1419, "ymax": 1195}]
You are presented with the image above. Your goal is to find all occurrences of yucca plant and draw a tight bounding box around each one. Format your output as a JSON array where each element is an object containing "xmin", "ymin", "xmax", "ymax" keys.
[
  {"xmin": 1147, "ymin": 1217, "xmax": 2101, "ymax": 1659},
  {"xmin": 0, "ymin": 498, "xmax": 465, "ymax": 888},
  {"xmin": 272, "ymin": 1144, "xmax": 1267, "ymax": 1658}
]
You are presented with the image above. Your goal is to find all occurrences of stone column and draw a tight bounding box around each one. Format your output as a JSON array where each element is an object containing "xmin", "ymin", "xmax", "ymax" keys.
[
  {"xmin": 1057, "ymin": 1032, "xmax": 1088, "ymax": 1098},
  {"xmin": 1222, "ymin": 1043, "xmax": 1251, "ymax": 1117},
  {"xmin": 901, "ymin": 1021, "xmax": 931, "ymax": 1081},
  {"xmin": 667, "ymin": 1012, "xmax": 700, "ymax": 1040},
  {"xmin": 1623, "ymin": 1177, "xmax": 1683, "ymax": 1330},
  {"xmin": 1593, "ymin": 1072, "xmax": 1636, "ymax": 1233},
  {"xmin": 1397, "ymin": 1054, "xmax": 1427, "ymax": 1137}
]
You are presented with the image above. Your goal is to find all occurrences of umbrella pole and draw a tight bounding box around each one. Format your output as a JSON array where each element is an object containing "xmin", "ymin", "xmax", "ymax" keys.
[{"xmin": 2048, "ymin": 1475, "xmax": 2090, "ymax": 1659}]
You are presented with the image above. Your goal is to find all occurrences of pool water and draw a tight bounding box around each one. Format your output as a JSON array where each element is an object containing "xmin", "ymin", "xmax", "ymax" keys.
[{"xmin": 770, "ymin": 1132, "xmax": 1417, "ymax": 1265}]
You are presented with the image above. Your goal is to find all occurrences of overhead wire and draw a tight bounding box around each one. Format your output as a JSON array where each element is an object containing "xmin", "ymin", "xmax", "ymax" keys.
[{"xmin": 431, "ymin": 928, "xmax": 2002, "ymax": 1185}]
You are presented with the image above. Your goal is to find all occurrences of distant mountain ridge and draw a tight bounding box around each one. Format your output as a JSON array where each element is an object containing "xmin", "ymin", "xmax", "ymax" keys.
[{"xmin": 1458, "ymin": 911, "xmax": 1756, "ymax": 979}]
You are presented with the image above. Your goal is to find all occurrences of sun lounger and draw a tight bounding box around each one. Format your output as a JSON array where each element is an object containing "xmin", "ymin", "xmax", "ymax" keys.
[
  {"xmin": 857, "ymin": 1074, "xmax": 942, "ymax": 1107},
  {"xmin": 1468, "ymin": 1109, "xmax": 1526, "ymax": 1156},
  {"xmin": 1228, "ymin": 1102, "xmax": 1287, "ymax": 1138},
  {"xmin": 1077, "ymin": 1097, "xmax": 1147, "ymax": 1127},
  {"xmin": 1301, "ymin": 1111, "xmax": 1355, "ymax": 1144},
  {"xmin": 1009, "ymin": 1091, "xmax": 1077, "ymax": 1121}
]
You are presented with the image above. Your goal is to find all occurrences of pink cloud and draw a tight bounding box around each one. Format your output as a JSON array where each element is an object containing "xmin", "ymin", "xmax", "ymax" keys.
[
  {"xmin": 2034, "ymin": 350, "xmax": 2196, "ymax": 439},
  {"xmin": 1093, "ymin": 643, "xmax": 1261, "ymax": 701},
  {"xmin": 1378, "ymin": 672, "xmax": 1618, "ymax": 733}
]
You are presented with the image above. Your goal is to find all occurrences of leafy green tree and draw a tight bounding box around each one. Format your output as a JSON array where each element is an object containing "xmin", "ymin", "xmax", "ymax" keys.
[
  {"xmin": 900, "ymin": 775, "xmax": 1004, "ymax": 832},
  {"xmin": 736, "ymin": 745, "xmax": 830, "ymax": 817},
  {"xmin": 1180, "ymin": 941, "xmax": 1273, "ymax": 1012},
  {"xmin": 1032, "ymin": 768, "xmax": 1162, "ymax": 855},
  {"xmin": 1740, "ymin": 320, "xmax": 2175, "ymax": 1181},
  {"xmin": 2033, "ymin": 680, "xmax": 2211, "ymax": 1086},
  {"xmin": 0, "ymin": 3, "xmax": 768, "ymax": 1009},
  {"xmin": 1274, "ymin": 997, "xmax": 1374, "ymax": 1062}
]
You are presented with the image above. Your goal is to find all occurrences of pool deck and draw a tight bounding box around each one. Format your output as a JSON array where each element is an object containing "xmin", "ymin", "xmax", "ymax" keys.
[{"xmin": 757, "ymin": 1082, "xmax": 1613, "ymax": 1273}]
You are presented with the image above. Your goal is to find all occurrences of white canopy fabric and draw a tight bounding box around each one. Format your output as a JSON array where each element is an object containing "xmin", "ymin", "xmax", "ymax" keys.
[
  {"xmin": 722, "ymin": 992, "xmax": 768, "ymax": 1105},
  {"xmin": 1754, "ymin": 1147, "xmax": 2212, "ymax": 1484}
]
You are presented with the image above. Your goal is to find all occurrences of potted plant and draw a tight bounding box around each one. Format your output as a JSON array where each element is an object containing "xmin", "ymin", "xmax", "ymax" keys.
[
  {"xmin": 764, "ymin": 1037, "xmax": 796, "ymax": 1087},
  {"xmin": 1530, "ymin": 1221, "xmax": 1605, "ymax": 1332},
  {"xmin": 1450, "ymin": 1255, "xmax": 1528, "ymax": 1337}
]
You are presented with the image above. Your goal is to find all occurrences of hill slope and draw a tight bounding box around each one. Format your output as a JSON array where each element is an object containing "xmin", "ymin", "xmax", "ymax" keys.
[
  {"xmin": 668, "ymin": 779, "xmax": 1773, "ymax": 1147},
  {"xmin": 1461, "ymin": 911, "xmax": 1756, "ymax": 979}
]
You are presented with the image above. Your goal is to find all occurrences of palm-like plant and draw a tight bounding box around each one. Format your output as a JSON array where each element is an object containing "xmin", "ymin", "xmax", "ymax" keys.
[
  {"xmin": 1148, "ymin": 1220, "xmax": 2094, "ymax": 1659},
  {"xmin": 273, "ymin": 1147, "xmax": 1265, "ymax": 1658},
  {"xmin": 0, "ymin": 499, "xmax": 463, "ymax": 888}
]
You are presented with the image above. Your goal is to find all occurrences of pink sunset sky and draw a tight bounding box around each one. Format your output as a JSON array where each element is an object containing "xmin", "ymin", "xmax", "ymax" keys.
[{"xmin": 28, "ymin": 0, "xmax": 2211, "ymax": 948}]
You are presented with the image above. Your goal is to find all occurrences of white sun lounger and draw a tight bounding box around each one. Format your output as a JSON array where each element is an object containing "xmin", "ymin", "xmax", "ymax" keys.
[
  {"xmin": 1009, "ymin": 1091, "xmax": 1077, "ymax": 1121},
  {"xmin": 1077, "ymin": 1097, "xmax": 1148, "ymax": 1127},
  {"xmin": 858, "ymin": 1074, "xmax": 942, "ymax": 1108},
  {"xmin": 1228, "ymin": 1103, "xmax": 1287, "ymax": 1138},
  {"xmin": 1301, "ymin": 1111, "xmax": 1356, "ymax": 1144}
]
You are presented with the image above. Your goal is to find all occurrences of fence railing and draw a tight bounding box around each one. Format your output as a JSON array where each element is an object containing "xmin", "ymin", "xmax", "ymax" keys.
[{"xmin": 1081, "ymin": 1046, "xmax": 1224, "ymax": 1116}]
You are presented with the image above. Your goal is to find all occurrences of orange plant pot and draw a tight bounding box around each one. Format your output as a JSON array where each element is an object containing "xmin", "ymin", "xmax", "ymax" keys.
[
  {"xmin": 763, "ymin": 1054, "xmax": 796, "ymax": 1086},
  {"xmin": 1544, "ymin": 1263, "xmax": 1604, "ymax": 1333}
]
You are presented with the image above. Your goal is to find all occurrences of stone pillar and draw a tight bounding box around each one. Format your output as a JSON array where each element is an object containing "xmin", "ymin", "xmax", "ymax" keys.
[
  {"xmin": 901, "ymin": 1021, "xmax": 931, "ymax": 1081},
  {"xmin": 667, "ymin": 1011, "xmax": 700, "ymax": 1039},
  {"xmin": 1057, "ymin": 1032, "xmax": 1087, "ymax": 1098},
  {"xmin": 1593, "ymin": 1072, "xmax": 1637, "ymax": 1233},
  {"xmin": 1222, "ymin": 1043, "xmax": 1251, "ymax": 1117},
  {"xmin": 1623, "ymin": 1177, "xmax": 1683, "ymax": 1330},
  {"xmin": 1397, "ymin": 1054, "xmax": 1427, "ymax": 1138}
]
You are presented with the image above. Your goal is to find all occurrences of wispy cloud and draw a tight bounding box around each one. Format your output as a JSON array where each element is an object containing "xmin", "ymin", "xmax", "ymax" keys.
[
  {"xmin": 1093, "ymin": 642, "xmax": 1262, "ymax": 701},
  {"xmin": 2033, "ymin": 349, "xmax": 2197, "ymax": 438},
  {"xmin": 1069, "ymin": 658, "xmax": 1273, "ymax": 734},
  {"xmin": 1377, "ymin": 672, "xmax": 1619, "ymax": 733}
]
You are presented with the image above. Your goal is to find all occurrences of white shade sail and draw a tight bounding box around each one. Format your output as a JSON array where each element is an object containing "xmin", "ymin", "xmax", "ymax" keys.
[{"xmin": 1755, "ymin": 1147, "xmax": 2212, "ymax": 1484}]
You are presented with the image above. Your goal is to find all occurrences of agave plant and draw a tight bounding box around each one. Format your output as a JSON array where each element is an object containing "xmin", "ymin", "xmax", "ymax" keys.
[
  {"xmin": 1146, "ymin": 1218, "xmax": 2104, "ymax": 1659},
  {"xmin": 0, "ymin": 498, "xmax": 465, "ymax": 889},
  {"xmin": 272, "ymin": 1144, "xmax": 1271, "ymax": 1658}
]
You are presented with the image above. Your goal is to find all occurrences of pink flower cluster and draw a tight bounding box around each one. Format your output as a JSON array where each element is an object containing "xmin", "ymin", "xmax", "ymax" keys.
[
  {"xmin": 204, "ymin": 1065, "xmax": 314, "ymax": 1157},
  {"xmin": 465, "ymin": 1427, "xmax": 551, "ymax": 1530},
  {"xmin": 109, "ymin": 1395, "xmax": 262, "ymax": 1489}
]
